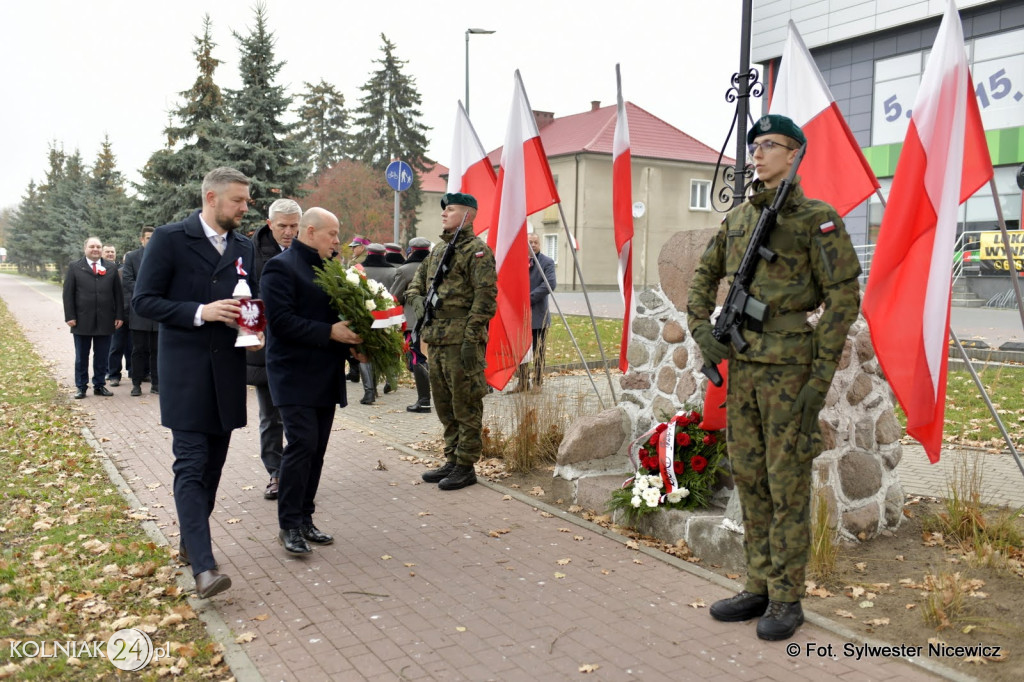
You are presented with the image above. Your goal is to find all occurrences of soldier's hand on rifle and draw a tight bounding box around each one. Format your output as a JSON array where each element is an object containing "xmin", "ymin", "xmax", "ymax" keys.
[
  {"xmin": 460, "ymin": 341, "xmax": 479, "ymax": 372},
  {"xmin": 792, "ymin": 383, "xmax": 827, "ymax": 433},
  {"xmin": 693, "ymin": 325, "xmax": 730, "ymax": 366}
]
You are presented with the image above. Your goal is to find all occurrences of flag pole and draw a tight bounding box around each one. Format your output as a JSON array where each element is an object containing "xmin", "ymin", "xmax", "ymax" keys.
[
  {"xmin": 987, "ymin": 178, "xmax": 1024, "ymax": 332},
  {"xmin": 949, "ymin": 328, "xmax": 1024, "ymax": 480},
  {"xmin": 528, "ymin": 247, "xmax": 610, "ymax": 408},
  {"xmin": 556, "ymin": 203, "xmax": 619, "ymax": 402}
]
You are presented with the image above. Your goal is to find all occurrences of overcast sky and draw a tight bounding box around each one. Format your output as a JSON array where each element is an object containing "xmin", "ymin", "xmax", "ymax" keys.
[{"xmin": 0, "ymin": 0, "xmax": 743, "ymax": 211}]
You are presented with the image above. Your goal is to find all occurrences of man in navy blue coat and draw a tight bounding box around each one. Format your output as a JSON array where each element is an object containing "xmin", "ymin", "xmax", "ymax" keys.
[
  {"xmin": 261, "ymin": 207, "xmax": 363, "ymax": 556},
  {"xmin": 133, "ymin": 167, "xmax": 260, "ymax": 599}
]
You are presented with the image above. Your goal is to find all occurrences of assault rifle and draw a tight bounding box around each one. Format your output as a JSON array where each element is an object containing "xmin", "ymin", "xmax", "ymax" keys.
[
  {"xmin": 702, "ymin": 142, "xmax": 806, "ymax": 387},
  {"xmin": 411, "ymin": 211, "xmax": 469, "ymax": 345}
]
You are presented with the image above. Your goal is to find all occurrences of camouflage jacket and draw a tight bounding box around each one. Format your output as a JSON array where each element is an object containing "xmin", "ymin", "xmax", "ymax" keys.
[
  {"xmin": 405, "ymin": 227, "xmax": 497, "ymax": 346},
  {"xmin": 687, "ymin": 179, "xmax": 862, "ymax": 394}
]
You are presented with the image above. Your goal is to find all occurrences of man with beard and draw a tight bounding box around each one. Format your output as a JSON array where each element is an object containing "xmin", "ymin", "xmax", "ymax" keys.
[
  {"xmin": 133, "ymin": 167, "xmax": 261, "ymax": 600},
  {"xmin": 390, "ymin": 237, "xmax": 432, "ymax": 412}
]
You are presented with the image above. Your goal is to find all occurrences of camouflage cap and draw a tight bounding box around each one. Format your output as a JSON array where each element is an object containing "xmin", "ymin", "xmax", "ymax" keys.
[
  {"xmin": 747, "ymin": 114, "xmax": 806, "ymax": 146},
  {"xmin": 440, "ymin": 192, "xmax": 478, "ymax": 210}
]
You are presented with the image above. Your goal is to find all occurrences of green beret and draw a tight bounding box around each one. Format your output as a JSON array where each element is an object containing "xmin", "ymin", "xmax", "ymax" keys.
[
  {"xmin": 747, "ymin": 114, "xmax": 806, "ymax": 146},
  {"xmin": 440, "ymin": 192, "xmax": 478, "ymax": 210}
]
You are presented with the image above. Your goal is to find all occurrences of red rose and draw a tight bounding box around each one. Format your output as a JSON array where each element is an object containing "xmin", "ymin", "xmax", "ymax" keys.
[
  {"xmin": 654, "ymin": 423, "xmax": 668, "ymax": 434},
  {"xmin": 690, "ymin": 410, "xmax": 701, "ymax": 423},
  {"xmin": 691, "ymin": 455, "xmax": 708, "ymax": 473},
  {"xmin": 642, "ymin": 457, "xmax": 659, "ymax": 471},
  {"xmin": 675, "ymin": 432, "xmax": 692, "ymax": 447},
  {"xmin": 673, "ymin": 460, "xmax": 684, "ymax": 474},
  {"xmin": 649, "ymin": 435, "xmax": 659, "ymax": 447},
  {"xmin": 702, "ymin": 433, "xmax": 717, "ymax": 445},
  {"xmin": 675, "ymin": 414, "xmax": 690, "ymax": 427}
]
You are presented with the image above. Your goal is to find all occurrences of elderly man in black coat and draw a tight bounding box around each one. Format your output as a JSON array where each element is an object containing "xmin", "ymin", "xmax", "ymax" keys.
[
  {"xmin": 122, "ymin": 227, "xmax": 159, "ymax": 397},
  {"xmin": 261, "ymin": 207, "xmax": 363, "ymax": 556},
  {"xmin": 63, "ymin": 236, "xmax": 124, "ymax": 399},
  {"xmin": 133, "ymin": 167, "xmax": 260, "ymax": 599}
]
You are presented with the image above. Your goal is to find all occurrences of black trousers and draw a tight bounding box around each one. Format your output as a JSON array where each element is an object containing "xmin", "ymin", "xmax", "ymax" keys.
[
  {"xmin": 277, "ymin": 404, "xmax": 335, "ymax": 530},
  {"xmin": 130, "ymin": 330, "xmax": 159, "ymax": 387},
  {"xmin": 73, "ymin": 334, "xmax": 111, "ymax": 390},
  {"xmin": 171, "ymin": 429, "xmax": 230, "ymax": 575}
]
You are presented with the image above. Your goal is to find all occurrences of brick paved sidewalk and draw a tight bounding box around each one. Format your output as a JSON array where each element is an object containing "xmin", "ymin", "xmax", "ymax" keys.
[{"xmin": 2, "ymin": 273, "xmax": 954, "ymax": 681}]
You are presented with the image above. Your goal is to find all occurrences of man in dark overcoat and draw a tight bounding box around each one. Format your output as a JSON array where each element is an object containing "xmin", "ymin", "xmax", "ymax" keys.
[
  {"xmin": 133, "ymin": 167, "xmax": 260, "ymax": 599},
  {"xmin": 63, "ymin": 236, "xmax": 124, "ymax": 399},
  {"xmin": 261, "ymin": 207, "xmax": 363, "ymax": 556},
  {"xmin": 122, "ymin": 227, "xmax": 159, "ymax": 396}
]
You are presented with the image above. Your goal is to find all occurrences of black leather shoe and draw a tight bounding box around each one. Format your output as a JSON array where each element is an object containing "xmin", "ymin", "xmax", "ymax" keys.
[
  {"xmin": 422, "ymin": 461, "xmax": 456, "ymax": 483},
  {"xmin": 194, "ymin": 570, "xmax": 231, "ymax": 599},
  {"xmin": 300, "ymin": 523, "xmax": 334, "ymax": 545},
  {"xmin": 710, "ymin": 591, "xmax": 770, "ymax": 622},
  {"xmin": 756, "ymin": 601, "xmax": 804, "ymax": 641},
  {"xmin": 178, "ymin": 541, "xmax": 218, "ymax": 570},
  {"xmin": 94, "ymin": 386, "xmax": 114, "ymax": 397},
  {"xmin": 406, "ymin": 402, "xmax": 431, "ymax": 413},
  {"xmin": 150, "ymin": 385, "xmax": 159, "ymax": 394},
  {"xmin": 108, "ymin": 378, "xmax": 120, "ymax": 387},
  {"xmin": 279, "ymin": 528, "xmax": 312, "ymax": 556},
  {"xmin": 130, "ymin": 385, "xmax": 142, "ymax": 397},
  {"xmin": 438, "ymin": 464, "xmax": 477, "ymax": 491},
  {"xmin": 74, "ymin": 388, "xmax": 87, "ymax": 399}
]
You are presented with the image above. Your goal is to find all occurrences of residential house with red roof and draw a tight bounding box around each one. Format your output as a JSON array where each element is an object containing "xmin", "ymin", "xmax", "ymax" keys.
[{"xmin": 481, "ymin": 101, "xmax": 730, "ymax": 290}]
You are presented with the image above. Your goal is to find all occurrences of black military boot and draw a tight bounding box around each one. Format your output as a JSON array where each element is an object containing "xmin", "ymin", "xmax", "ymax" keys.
[
  {"xmin": 346, "ymin": 361, "xmax": 359, "ymax": 383},
  {"xmin": 756, "ymin": 601, "xmax": 804, "ymax": 641},
  {"xmin": 358, "ymin": 362, "xmax": 376, "ymax": 405},
  {"xmin": 406, "ymin": 363, "xmax": 431, "ymax": 413},
  {"xmin": 422, "ymin": 460, "xmax": 456, "ymax": 483},
  {"xmin": 709, "ymin": 591, "xmax": 770, "ymax": 622},
  {"xmin": 438, "ymin": 464, "xmax": 477, "ymax": 491}
]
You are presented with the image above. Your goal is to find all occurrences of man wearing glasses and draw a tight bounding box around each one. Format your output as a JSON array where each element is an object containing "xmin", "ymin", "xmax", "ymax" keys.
[{"xmin": 687, "ymin": 114, "xmax": 861, "ymax": 641}]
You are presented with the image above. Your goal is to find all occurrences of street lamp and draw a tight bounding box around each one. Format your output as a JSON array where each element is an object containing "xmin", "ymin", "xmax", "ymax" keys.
[{"xmin": 465, "ymin": 28, "xmax": 496, "ymax": 116}]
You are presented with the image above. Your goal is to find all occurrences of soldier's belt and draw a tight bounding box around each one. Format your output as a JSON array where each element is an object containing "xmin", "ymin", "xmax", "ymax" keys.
[
  {"xmin": 762, "ymin": 311, "xmax": 810, "ymax": 332},
  {"xmin": 433, "ymin": 307, "xmax": 470, "ymax": 319}
]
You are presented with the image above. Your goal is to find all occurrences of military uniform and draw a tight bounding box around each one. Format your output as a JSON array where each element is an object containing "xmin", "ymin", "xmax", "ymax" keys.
[
  {"xmin": 406, "ymin": 225, "xmax": 497, "ymax": 468},
  {"xmin": 688, "ymin": 178, "xmax": 861, "ymax": 603}
]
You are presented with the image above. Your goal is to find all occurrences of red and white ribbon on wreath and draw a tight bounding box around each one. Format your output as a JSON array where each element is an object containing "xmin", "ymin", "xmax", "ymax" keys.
[
  {"xmin": 623, "ymin": 410, "xmax": 692, "ymax": 502},
  {"xmin": 370, "ymin": 305, "xmax": 405, "ymax": 329}
]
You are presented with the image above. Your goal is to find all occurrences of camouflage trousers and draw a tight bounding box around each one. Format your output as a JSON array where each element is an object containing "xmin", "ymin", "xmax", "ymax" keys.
[
  {"xmin": 430, "ymin": 343, "xmax": 488, "ymax": 466},
  {"xmin": 727, "ymin": 360, "xmax": 819, "ymax": 602}
]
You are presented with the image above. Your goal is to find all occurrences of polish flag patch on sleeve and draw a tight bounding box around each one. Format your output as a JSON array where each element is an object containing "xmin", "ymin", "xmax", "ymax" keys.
[
  {"xmin": 819, "ymin": 220, "xmax": 836, "ymax": 234},
  {"xmin": 474, "ymin": 251, "xmax": 485, "ymax": 258}
]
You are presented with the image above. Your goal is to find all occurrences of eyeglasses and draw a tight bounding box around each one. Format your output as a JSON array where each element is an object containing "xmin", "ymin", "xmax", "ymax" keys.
[{"xmin": 747, "ymin": 140, "xmax": 796, "ymax": 156}]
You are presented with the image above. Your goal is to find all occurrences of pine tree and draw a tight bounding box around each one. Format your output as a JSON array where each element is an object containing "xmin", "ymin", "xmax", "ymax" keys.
[
  {"xmin": 87, "ymin": 136, "xmax": 138, "ymax": 253},
  {"xmin": 223, "ymin": 2, "xmax": 310, "ymax": 232},
  {"xmin": 350, "ymin": 34, "xmax": 431, "ymax": 237},
  {"xmin": 6, "ymin": 181, "xmax": 49, "ymax": 276},
  {"xmin": 37, "ymin": 148, "xmax": 93, "ymax": 273},
  {"xmin": 137, "ymin": 15, "xmax": 233, "ymax": 225},
  {"xmin": 296, "ymin": 79, "xmax": 350, "ymax": 180}
]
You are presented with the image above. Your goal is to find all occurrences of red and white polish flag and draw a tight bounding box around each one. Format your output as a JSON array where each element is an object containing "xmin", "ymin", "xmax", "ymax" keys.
[
  {"xmin": 447, "ymin": 101, "xmax": 497, "ymax": 236},
  {"xmin": 613, "ymin": 64, "xmax": 635, "ymax": 373},
  {"xmin": 769, "ymin": 20, "xmax": 880, "ymax": 217},
  {"xmin": 485, "ymin": 71, "xmax": 561, "ymax": 390},
  {"xmin": 862, "ymin": 0, "xmax": 993, "ymax": 463}
]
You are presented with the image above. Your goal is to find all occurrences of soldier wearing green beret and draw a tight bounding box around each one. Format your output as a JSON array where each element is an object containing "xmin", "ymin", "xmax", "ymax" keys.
[
  {"xmin": 405, "ymin": 193, "xmax": 497, "ymax": 490},
  {"xmin": 687, "ymin": 114, "xmax": 862, "ymax": 640}
]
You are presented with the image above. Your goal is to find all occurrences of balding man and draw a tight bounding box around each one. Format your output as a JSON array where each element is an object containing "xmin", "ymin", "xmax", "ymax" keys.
[{"xmin": 261, "ymin": 207, "xmax": 364, "ymax": 556}]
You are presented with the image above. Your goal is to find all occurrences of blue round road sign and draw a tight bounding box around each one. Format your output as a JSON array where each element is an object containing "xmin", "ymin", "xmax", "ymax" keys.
[{"xmin": 386, "ymin": 160, "xmax": 414, "ymax": 192}]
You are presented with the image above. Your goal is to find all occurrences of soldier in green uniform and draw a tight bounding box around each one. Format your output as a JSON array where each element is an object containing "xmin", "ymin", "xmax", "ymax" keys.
[
  {"xmin": 405, "ymin": 193, "xmax": 497, "ymax": 490},
  {"xmin": 687, "ymin": 114, "xmax": 861, "ymax": 641}
]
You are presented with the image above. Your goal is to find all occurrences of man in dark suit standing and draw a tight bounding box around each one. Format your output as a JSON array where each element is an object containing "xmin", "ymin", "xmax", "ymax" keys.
[
  {"xmin": 63, "ymin": 237, "xmax": 124, "ymax": 399},
  {"xmin": 261, "ymin": 207, "xmax": 363, "ymax": 556},
  {"xmin": 122, "ymin": 227, "xmax": 159, "ymax": 397},
  {"xmin": 512, "ymin": 233, "xmax": 557, "ymax": 392},
  {"xmin": 103, "ymin": 244, "xmax": 132, "ymax": 387},
  {"xmin": 133, "ymin": 167, "xmax": 260, "ymax": 599}
]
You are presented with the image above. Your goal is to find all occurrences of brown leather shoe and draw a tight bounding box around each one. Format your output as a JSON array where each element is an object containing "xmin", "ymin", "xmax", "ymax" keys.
[
  {"xmin": 264, "ymin": 477, "xmax": 279, "ymax": 500},
  {"xmin": 194, "ymin": 570, "xmax": 231, "ymax": 599}
]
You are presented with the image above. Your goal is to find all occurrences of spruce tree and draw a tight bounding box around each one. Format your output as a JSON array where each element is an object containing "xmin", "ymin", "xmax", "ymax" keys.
[
  {"xmin": 350, "ymin": 34, "xmax": 431, "ymax": 237},
  {"xmin": 87, "ymin": 136, "xmax": 138, "ymax": 252},
  {"xmin": 137, "ymin": 15, "xmax": 233, "ymax": 225},
  {"xmin": 7, "ymin": 182, "xmax": 49, "ymax": 276},
  {"xmin": 223, "ymin": 2, "xmax": 310, "ymax": 232},
  {"xmin": 296, "ymin": 79, "xmax": 350, "ymax": 180}
]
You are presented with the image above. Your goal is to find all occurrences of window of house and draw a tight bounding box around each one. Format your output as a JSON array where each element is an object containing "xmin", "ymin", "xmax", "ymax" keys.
[
  {"xmin": 543, "ymin": 234, "xmax": 558, "ymax": 263},
  {"xmin": 690, "ymin": 179, "xmax": 711, "ymax": 211}
]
